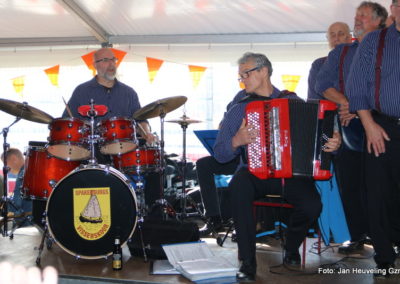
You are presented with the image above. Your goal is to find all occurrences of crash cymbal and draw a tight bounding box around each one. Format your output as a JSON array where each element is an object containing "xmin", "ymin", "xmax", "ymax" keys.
[
  {"xmin": 0, "ymin": 98, "xmax": 53, "ymax": 124},
  {"xmin": 133, "ymin": 96, "xmax": 187, "ymax": 120},
  {"xmin": 166, "ymin": 115, "xmax": 202, "ymax": 125}
]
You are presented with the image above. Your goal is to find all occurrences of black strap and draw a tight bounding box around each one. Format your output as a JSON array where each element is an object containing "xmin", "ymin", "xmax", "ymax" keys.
[{"xmin": 374, "ymin": 28, "xmax": 388, "ymax": 112}]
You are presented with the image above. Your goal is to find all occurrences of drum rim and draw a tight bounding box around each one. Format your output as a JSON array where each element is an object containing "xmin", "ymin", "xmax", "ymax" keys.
[
  {"xmin": 50, "ymin": 117, "xmax": 87, "ymax": 123},
  {"xmin": 45, "ymin": 165, "xmax": 138, "ymax": 259},
  {"xmin": 46, "ymin": 144, "xmax": 91, "ymax": 161},
  {"xmin": 97, "ymin": 116, "xmax": 136, "ymax": 125}
]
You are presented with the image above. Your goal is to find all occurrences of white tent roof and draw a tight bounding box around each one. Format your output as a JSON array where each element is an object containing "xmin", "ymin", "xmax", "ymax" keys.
[{"xmin": 0, "ymin": 0, "xmax": 392, "ymax": 48}]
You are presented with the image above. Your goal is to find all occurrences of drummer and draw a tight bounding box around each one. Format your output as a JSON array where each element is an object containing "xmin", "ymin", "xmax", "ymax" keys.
[
  {"xmin": 62, "ymin": 47, "xmax": 159, "ymax": 206},
  {"xmin": 62, "ymin": 47, "xmax": 155, "ymax": 144}
]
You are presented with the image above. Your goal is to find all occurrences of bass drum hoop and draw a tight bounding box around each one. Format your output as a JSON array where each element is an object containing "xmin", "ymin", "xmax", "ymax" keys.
[{"xmin": 46, "ymin": 165, "xmax": 137, "ymax": 259}]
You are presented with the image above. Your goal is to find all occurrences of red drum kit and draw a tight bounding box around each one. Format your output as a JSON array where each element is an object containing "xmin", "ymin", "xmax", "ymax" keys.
[{"xmin": 0, "ymin": 96, "xmax": 203, "ymax": 263}]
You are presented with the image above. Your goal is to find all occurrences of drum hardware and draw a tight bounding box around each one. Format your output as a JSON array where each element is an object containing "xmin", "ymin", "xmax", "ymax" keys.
[
  {"xmin": 166, "ymin": 114, "xmax": 202, "ymax": 219},
  {"xmin": 133, "ymin": 96, "xmax": 187, "ymax": 220},
  {"xmin": 78, "ymin": 99, "xmax": 108, "ymax": 165}
]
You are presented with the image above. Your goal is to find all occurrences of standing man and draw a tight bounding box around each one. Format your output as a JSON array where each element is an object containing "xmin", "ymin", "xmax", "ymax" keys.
[
  {"xmin": 346, "ymin": 1, "xmax": 400, "ymax": 277},
  {"xmin": 214, "ymin": 52, "xmax": 340, "ymax": 282},
  {"xmin": 307, "ymin": 21, "xmax": 352, "ymax": 100},
  {"xmin": 315, "ymin": 1, "xmax": 387, "ymax": 254}
]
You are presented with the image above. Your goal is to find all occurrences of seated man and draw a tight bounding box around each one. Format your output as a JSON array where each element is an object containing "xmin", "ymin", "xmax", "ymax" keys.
[
  {"xmin": 214, "ymin": 52, "xmax": 341, "ymax": 281},
  {"xmin": 1, "ymin": 148, "xmax": 32, "ymax": 218}
]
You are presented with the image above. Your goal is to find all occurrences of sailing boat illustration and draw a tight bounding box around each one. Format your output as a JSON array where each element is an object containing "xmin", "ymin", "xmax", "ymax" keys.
[{"xmin": 79, "ymin": 194, "xmax": 103, "ymax": 223}]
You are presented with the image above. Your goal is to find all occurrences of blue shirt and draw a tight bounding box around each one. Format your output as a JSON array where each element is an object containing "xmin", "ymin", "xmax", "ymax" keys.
[
  {"xmin": 307, "ymin": 56, "xmax": 326, "ymax": 100},
  {"xmin": 62, "ymin": 77, "xmax": 142, "ymax": 124},
  {"xmin": 315, "ymin": 41, "xmax": 359, "ymax": 95},
  {"xmin": 213, "ymin": 87, "xmax": 298, "ymax": 165},
  {"xmin": 346, "ymin": 24, "xmax": 400, "ymax": 117}
]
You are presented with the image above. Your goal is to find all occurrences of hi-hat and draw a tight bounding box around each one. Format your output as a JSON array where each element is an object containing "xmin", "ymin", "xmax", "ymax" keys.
[
  {"xmin": 133, "ymin": 96, "xmax": 187, "ymax": 120},
  {"xmin": 166, "ymin": 115, "xmax": 202, "ymax": 126},
  {"xmin": 0, "ymin": 98, "xmax": 53, "ymax": 124}
]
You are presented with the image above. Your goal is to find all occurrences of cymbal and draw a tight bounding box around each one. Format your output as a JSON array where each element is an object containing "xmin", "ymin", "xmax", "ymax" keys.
[
  {"xmin": 166, "ymin": 115, "xmax": 202, "ymax": 125},
  {"xmin": 133, "ymin": 96, "xmax": 187, "ymax": 120},
  {"xmin": 0, "ymin": 98, "xmax": 53, "ymax": 124}
]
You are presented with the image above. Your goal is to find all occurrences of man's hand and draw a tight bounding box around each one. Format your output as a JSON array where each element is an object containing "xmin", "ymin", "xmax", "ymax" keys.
[
  {"xmin": 323, "ymin": 130, "xmax": 341, "ymax": 152},
  {"xmin": 338, "ymin": 102, "xmax": 356, "ymax": 126},
  {"xmin": 358, "ymin": 110, "xmax": 390, "ymax": 157},
  {"xmin": 231, "ymin": 119, "xmax": 258, "ymax": 150}
]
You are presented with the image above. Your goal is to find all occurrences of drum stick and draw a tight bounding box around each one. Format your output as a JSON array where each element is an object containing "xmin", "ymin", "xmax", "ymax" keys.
[
  {"xmin": 137, "ymin": 122, "xmax": 147, "ymax": 136},
  {"xmin": 62, "ymin": 97, "xmax": 73, "ymax": 118}
]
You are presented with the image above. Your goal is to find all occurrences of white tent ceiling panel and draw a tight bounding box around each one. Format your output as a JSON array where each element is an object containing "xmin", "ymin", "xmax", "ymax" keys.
[{"xmin": 0, "ymin": 0, "xmax": 392, "ymax": 47}]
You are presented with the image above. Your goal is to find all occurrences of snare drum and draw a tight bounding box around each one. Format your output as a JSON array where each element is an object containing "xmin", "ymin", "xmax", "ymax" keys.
[
  {"xmin": 47, "ymin": 118, "xmax": 90, "ymax": 161},
  {"xmin": 112, "ymin": 146, "xmax": 161, "ymax": 174},
  {"xmin": 98, "ymin": 117, "xmax": 137, "ymax": 155},
  {"xmin": 46, "ymin": 165, "xmax": 137, "ymax": 259},
  {"xmin": 23, "ymin": 145, "xmax": 80, "ymax": 200}
]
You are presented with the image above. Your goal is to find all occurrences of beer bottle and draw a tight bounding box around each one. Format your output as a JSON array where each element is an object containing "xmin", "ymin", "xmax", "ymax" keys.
[{"xmin": 112, "ymin": 237, "xmax": 122, "ymax": 270}]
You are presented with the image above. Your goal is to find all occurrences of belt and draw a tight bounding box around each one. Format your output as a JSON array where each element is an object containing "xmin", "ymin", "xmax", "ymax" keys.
[{"xmin": 372, "ymin": 110, "xmax": 400, "ymax": 125}]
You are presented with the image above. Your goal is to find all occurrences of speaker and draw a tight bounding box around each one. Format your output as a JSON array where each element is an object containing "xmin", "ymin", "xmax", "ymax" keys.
[{"xmin": 128, "ymin": 218, "xmax": 200, "ymax": 259}]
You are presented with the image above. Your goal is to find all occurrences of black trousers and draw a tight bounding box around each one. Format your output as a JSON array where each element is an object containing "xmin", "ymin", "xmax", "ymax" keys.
[
  {"xmin": 334, "ymin": 148, "xmax": 367, "ymax": 241},
  {"xmin": 365, "ymin": 114, "xmax": 400, "ymax": 265},
  {"xmin": 196, "ymin": 156, "xmax": 239, "ymax": 218},
  {"xmin": 230, "ymin": 168, "xmax": 322, "ymax": 262}
]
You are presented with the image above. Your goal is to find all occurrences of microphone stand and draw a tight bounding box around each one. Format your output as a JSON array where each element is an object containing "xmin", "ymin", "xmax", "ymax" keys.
[{"xmin": 1, "ymin": 117, "xmax": 21, "ymax": 237}]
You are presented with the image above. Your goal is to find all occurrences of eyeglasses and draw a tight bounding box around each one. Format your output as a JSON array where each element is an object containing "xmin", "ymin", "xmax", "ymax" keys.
[
  {"xmin": 95, "ymin": 57, "xmax": 118, "ymax": 64},
  {"xmin": 238, "ymin": 66, "xmax": 260, "ymax": 81}
]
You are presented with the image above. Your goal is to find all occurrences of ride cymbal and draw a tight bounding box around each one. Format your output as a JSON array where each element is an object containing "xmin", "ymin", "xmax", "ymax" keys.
[
  {"xmin": 166, "ymin": 115, "xmax": 202, "ymax": 126},
  {"xmin": 133, "ymin": 96, "xmax": 187, "ymax": 120},
  {"xmin": 0, "ymin": 98, "xmax": 53, "ymax": 124}
]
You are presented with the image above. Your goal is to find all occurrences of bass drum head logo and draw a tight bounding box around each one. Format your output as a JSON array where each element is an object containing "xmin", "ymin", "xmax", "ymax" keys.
[{"xmin": 73, "ymin": 187, "xmax": 111, "ymax": 240}]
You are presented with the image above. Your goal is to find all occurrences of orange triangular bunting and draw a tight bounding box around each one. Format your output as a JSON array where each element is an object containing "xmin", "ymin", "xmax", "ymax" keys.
[
  {"xmin": 281, "ymin": 75, "xmax": 301, "ymax": 92},
  {"xmin": 44, "ymin": 65, "xmax": 60, "ymax": 86},
  {"xmin": 12, "ymin": 76, "xmax": 25, "ymax": 96},
  {"xmin": 146, "ymin": 57, "xmax": 164, "ymax": 83},
  {"xmin": 188, "ymin": 65, "xmax": 207, "ymax": 89}
]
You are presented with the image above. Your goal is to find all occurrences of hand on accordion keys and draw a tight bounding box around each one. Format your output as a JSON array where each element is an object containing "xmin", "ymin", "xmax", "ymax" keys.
[
  {"xmin": 232, "ymin": 119, "xmax": 259, "ymax": 150},
  {"xmin": 322, "ymin": 130, "xmax": 341, "ymax": 152}
]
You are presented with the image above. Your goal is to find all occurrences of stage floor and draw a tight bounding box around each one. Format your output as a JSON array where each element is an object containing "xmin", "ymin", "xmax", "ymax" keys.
[{"xmin": 0, "ymin": 222, "xmax": 399, "ymax": 284}]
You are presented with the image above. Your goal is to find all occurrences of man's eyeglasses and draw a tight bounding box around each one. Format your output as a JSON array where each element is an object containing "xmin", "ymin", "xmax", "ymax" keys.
[
  {"xmin": 238, "ymin": 66, "xmax": 260, "ymax": 81},
  {"xmin": 95, "ymin": 57, "xmax": 118, "ymax": 64}
]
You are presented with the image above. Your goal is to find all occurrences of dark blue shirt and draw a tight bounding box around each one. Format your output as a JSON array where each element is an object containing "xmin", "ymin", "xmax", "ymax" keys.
[
  {"xmin": 315, "ymin": 41, "xmax": 358, "ymax": 95},
  {"xmin": 307, "ymin": 56, "xmax": 326, "ymax": 100},
  {"xmin": 213, "ymin": 87, "xmax": 298, "ymax": 165},
  {"xmin": 346, "ymin": 24, "xmax": 400, "ymax": 117},
  {"xmin": 62, "ymin": 77, "xmax": 142, "ymax": 124}
]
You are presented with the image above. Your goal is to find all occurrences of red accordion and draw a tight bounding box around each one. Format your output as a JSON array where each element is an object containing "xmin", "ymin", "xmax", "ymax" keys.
[{"xmin": 245, "ymin": 98, "xmax": 337, "ymax": 180}]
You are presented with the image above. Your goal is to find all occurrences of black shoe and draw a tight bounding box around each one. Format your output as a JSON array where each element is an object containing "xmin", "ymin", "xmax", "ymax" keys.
[
  {"xmin": 373, "ymin": 263, "xmax": 395, "ymax": 278},
  {"xmin": 236, "ymin": 259, "xmax": 256, "ymax": 282},
  {"xmin": 338, "ymin": 241, "xmax": 364, "ymax": 254},
  {"xmin": 231, "ymin": 231, "xmax": 237, "ymax": 242},
  {"xmin": 283, "ymin": 250, "xmax": 301, "ymax": 267}
]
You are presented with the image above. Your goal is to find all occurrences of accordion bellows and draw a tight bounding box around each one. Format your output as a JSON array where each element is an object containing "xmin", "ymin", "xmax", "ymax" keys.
[{"xmin": 246, "ymin": 98, "xmax": 337, "ymax": 180}]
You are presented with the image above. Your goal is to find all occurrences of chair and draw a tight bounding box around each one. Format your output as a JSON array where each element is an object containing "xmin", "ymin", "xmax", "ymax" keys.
[{"xmin": 253, "ymin": 195, "xmax": 322, "ymax": 266}]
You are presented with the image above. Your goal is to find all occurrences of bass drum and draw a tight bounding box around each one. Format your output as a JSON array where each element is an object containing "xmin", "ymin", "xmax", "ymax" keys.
[{"xmin": 46, "ymin": 165, "xmax": 137, "ymax": 259}]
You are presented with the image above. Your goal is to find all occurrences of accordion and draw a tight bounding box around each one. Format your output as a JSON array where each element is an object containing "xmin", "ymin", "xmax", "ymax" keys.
[{"xmin": 245, "ymin": 98, "xmax": 337, "ymax": 180}]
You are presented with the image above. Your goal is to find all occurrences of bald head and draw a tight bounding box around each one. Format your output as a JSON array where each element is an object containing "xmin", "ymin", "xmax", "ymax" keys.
[{"xmin": 327, "ymin": 22, "xmax": 352, "ymax": 49}]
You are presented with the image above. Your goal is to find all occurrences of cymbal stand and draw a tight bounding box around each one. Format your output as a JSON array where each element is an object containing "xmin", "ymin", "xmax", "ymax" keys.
[
  {"xmin": 87, "ymin": 99, "xmax": 98, "ymax": 165},
  {"xmin": 1, "ymin": 117, "xmax": 21, "ymax": 237},
  {"xmin": 153, "ymin": 109, "xmax": 176, "ymax": 219}
]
